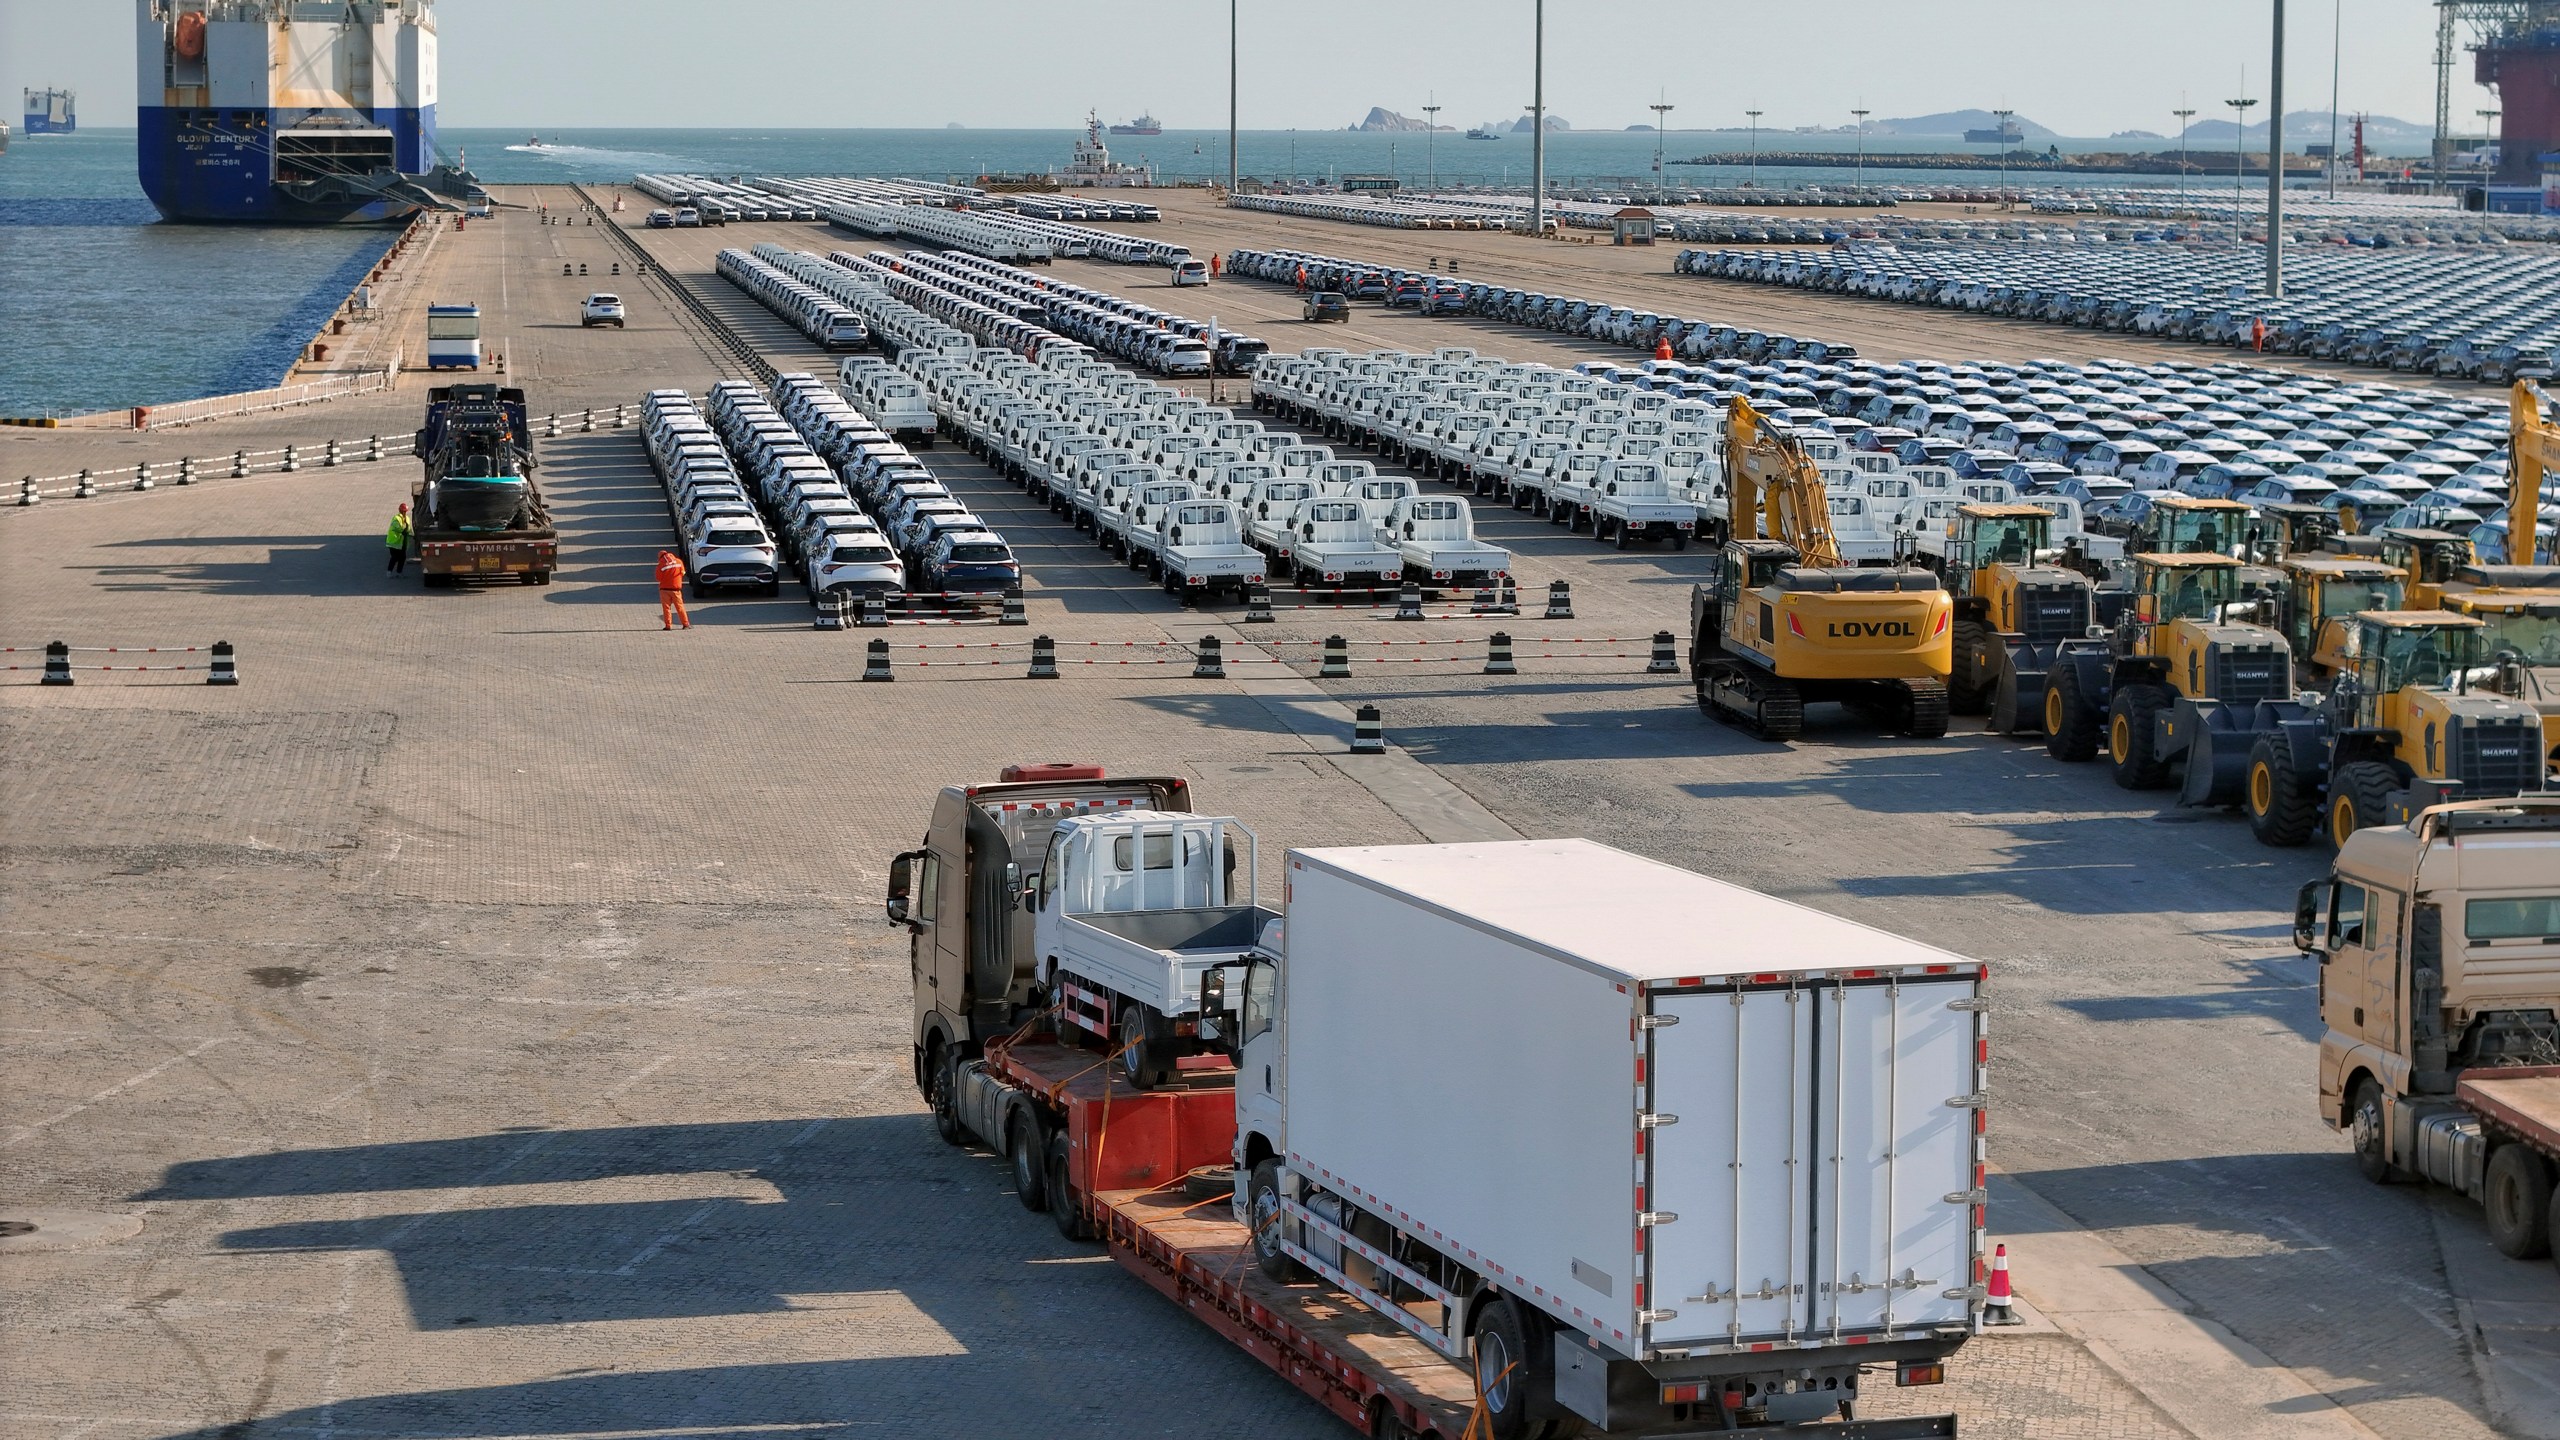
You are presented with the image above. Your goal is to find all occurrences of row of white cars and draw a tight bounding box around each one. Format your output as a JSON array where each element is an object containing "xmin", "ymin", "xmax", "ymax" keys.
[{"xmin": 898, "ymin": 343, "xmax": 1512, "ymax": 598}]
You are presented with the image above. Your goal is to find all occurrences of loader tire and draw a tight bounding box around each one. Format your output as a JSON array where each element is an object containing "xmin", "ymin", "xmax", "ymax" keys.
[
  {"xmin": 2245, "ymin": 737, "xmax": 2320, "ymax": 847},
  {"xmin": 2485, "ymin": 1144, "xmax": 2554, "ymax": 1260},
  {"xmin": 2327, "ymin": 761, "xmax": 2401, "ymax": 849},
  {"xmin": 2044, "ymin": 665, "xmax": 2101, "ymax": 762},
  {"xmin": 1947, "ymin": 619, "xmax": 1995, "ymax": 715},
  {"xmin": 2108, "ymin": 684, "xmax": 2174, "ymax": 790}
]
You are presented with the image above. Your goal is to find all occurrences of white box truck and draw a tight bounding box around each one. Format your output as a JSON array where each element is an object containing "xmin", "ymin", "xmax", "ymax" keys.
[{"xmin": 1233, "ymin": 839, "xmax": 1982, "ymax": 1436}]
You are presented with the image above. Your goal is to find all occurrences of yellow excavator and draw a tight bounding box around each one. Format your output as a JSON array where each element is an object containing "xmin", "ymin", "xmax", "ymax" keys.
[
  {"xmin": 1688, "ymin": 397, "xmax": 1952, "ymax": 739},
  {"xmin": 2507, "ymin": 379, "xmax": 2559, "ymax": 569}
]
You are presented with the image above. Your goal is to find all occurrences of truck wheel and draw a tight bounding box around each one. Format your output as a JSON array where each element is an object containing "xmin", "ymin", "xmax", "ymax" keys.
[
  {"xmin": 1247, "ymin": 1159, "xmax": 1303, "ymax": 1281},
  {"xmin": 1117, "ymin": 1003, "xmax": 1169, "ymax": 1090},
  {"xmin": 2485, "ymin": 1144, "xmax": 2554, "ymax": 1259},
  {"xmin": 2348, "ymin": 1077, "xmax": 2403, "ymax": 1185},
  {"xmin": 2107, "ymin": 685, "xmax": 2173, "ymax": 790},
  {"xmin": 2245, "ymin": 737, "xmax": 2319, "ymax": 847},
  {"xmin": 1048, "ymin": 1133, "xmax": 1092, "ymax": 1241},
  {"xmin": 1471, "ymin": 1295, "xmax": 1543, "ymax": 1440},
  {"xmin": 2327, "ymin": 761, "xmax": 2399, "ymax": 849},
  {"xmin": 929, "ymin": 1047, "xmax": 966, "ymax": 1148},
  {"xmin": 2044, "ymin": 665, "xmax": 2100, "ymax": 762},
  {"xmin": 1007, "ymin": 1110, "xmax": 1050, "ymax": 1214}
]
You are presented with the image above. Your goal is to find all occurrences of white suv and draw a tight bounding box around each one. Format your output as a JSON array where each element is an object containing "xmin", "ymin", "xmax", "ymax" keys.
[{"xmin": 582, "ymin": 294, "xmax": 626, "ymax": 328}]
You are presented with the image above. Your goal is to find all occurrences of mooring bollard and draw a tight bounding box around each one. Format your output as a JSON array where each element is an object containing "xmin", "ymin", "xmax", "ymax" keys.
[
  {"xmin": 1544, "ymin": 579, "xmax": 1574, "ymax": 620},
  {"xmin": 134, "ymin": 462, "xmax": 154, "ymax": 491},
  {"xmin": 1243, "ymin": 581, "xmax": 1274, "ymax": 623},
  {"xmin": 1484, "ymin": 631, "xmax": 1518, "ymax": 675},
  {"xmin": 999, "ymin": 585, "xmax": 1028, "ymax": 626},
  {"xmin": 860, "ymin": 638, "xmax": 894, "ymax": 682},
  {"xmin": 206, "ymin": 640, "xmax": 239, "ymax": 686},
  {"xmin": 1027, "ymin": 634, "xmax": 1061, "ymax": 679},
  {"xmin": 859, "ymin": 594, "xmax": 889, "ymax": 628},
  {"xmin": 368, "ymin": 433, "xmax": 383, "ymax": 462},
  {"xmin": 232, "ymin": 449, "xmax": 249, "ymax": 478},
  {"xmin": 41, "ymin": 640, "xmax": 72, "ymax": 685},
  {"xmin": 178, "ymin": 456, "xmax": 195, "ymax": 485},
  {"xmin": 282, "ymin": 444, "xmax": 300, "ymax": 472},
  {"xmin": 1193, "ymin": 634, "xmax": 1226, "ymax": 679},
  {"xmin": 1647, "ymin": 631, "xmax": 1680, "ymax": 674},
  {"xmin": 1350, "ymin": 703, "xmax": 1385, "ymax": 755},
  {"xmin": 1319, "ymin": 634, "xmax": 1351, "ymax": 679},
  {"xmin": 1394, "ymin": 580, "xmax": 1425, "ymax": 621},
  {"xmin": 324, "ymin": 438, "xmax": 341, "ymax": 468}
]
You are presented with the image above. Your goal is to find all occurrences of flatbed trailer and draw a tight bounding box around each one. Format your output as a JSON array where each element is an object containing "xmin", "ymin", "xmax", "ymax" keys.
[{"xmin": 958, "ymin": 1035, "xmax": 1958, "ymax": 1439}]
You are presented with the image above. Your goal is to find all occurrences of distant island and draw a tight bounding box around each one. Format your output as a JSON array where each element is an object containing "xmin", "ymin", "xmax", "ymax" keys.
[
  {"xmin": 1513, "ymin": 114, "xmax": 1570, "ymax": 133},
  {"xmin": 1353, "ymin": 107, "xmax": 1453, "ymax": 133},
  {"xmin": 1673, "ymin": 146, "xmax": 2326, "ymax": 178}
]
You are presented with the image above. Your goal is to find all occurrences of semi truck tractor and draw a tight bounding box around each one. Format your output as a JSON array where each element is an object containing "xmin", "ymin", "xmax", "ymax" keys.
[
  {"xmin": 2299, "ymin": 794, "xmax": 2560, "ymax": 1269},
  {"xmin": 891, "ymin": 774, "xmax": 1978, "ymax": 1439},
  {"xmin": 409, "ymin": 384, "xmax": 556, "ymax": 586}
]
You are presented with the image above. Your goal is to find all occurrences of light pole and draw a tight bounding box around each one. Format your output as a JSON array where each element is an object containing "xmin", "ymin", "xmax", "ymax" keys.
[
  {"xmin": 2227, "ymin": 95, "xmax": 2258, "ymax": 250},
  {"xmin": 1651, "ymin": 94, "xmax": 1674, "ymax": 184},
  {"xmin": 1992, "ymin": 107, "xmax": 2013, "ymax": 206},
  {"xmin": 1228, "ymin": 0, "xmax": 1238, "ymax": 193},
  {"xmin": 2174, "ymin": 106, "xmax": 2197, "ymax": 212},
  {"xmin": 2327, "ymin": 0, "xmax": 2341, "ymax": 199},
  {"xmin": 1423, "ymin": 96, "xmax": 1440, "ymax": 194},
  {"xmin": 1852, "ymin": 107, "xmax": 1870, "ymax": 189},
  {"xmin": 1745, "ymin": 108, "xmax": 1763, "ymax": 186},
  {"xmin": 2267, "ymin": 0, "xmax": 2285, "ymax": 298},
  {"xmin": 2478, "ymin": 107, "xmax": 2500, "ymax": 175},
  {"xmin": 1530, "ymin": 0, "xmax": 1546, "ymax": 235}
]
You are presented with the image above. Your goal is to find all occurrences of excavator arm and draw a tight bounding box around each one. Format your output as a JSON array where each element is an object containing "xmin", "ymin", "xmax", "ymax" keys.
[
  {"xmin": 1724, "ymin": 396, "xmax": 1843, "ymax": 568},
  {"xmin": 2517, "ymin": 381, "xmax": 2557, "ymax": 567}
]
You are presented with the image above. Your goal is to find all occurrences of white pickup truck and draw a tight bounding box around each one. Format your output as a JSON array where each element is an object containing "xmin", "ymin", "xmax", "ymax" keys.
[
  {"xmin": 1285, "ymin": 496, "xmax": 1406, "ymax": 589},
  {"xmin": 1243, "ymin": 479, "xmax": 1322, "ymax": 558},
  {"xmin": 1154, "ymin": 499, "xmax": 1267, "ymax": 602},
  {"xmin": 1384, "ymin": 496, "xmax": 1509, "ymax": 588},
  {"xmin": 1080, "ymin": 462, "xmax": 1162, "ymax": 537},
  {"xmin": 1589, "ymin": 458, "xmax": 1698, "ymax": 549},
  {"xmin": 1540, "ymin": 450, "xmax": 1612, "ymax": 528},
  {"xmin": 1029, "ymin": 813, "xmax": 1277, "ymax": 1089},
  {"xmin": 1115, "ymin": 480, "xmax": 1202, "ymax": 566}
]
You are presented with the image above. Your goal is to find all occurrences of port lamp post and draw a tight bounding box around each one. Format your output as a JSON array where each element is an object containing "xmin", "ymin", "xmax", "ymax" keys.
[
  {"xmin": 1651, "ymin": 96, "xmax": 1675, "ymax": 183},
  {"xmin": 2226, "ymin": 95, "xmax": 2259, "ymax": 251},
  {"xmin": 1530, "ymin": 0, "xmax": 1546, "ymax": 234},
  {"xmin": 1852, "ymin": 107, "xmax": 1870, "ymax": 189},
  {"xmin": 1745, "ymin": 109, "xmax": 1763, "ymax": 186},
  {"xmin": 1992, "ymin": 108, "xmax": 2014, "ymax": 207},
  {"xmin": 1229, "ymin": 0, "xmax": 1239, "ymax": 193},
  {"xmin": 1424, "ymin": 97, "xmax": 1440, "ymax": 194},
  {"xmin": 2174, "ymin": 106, "xmax": 2198, "ymax": 214}
]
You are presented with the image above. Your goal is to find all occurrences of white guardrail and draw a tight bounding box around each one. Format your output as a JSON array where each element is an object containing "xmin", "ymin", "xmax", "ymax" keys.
[{"xmin": 9, "ymin": 404, "xmax": 640, "ymax": 508}]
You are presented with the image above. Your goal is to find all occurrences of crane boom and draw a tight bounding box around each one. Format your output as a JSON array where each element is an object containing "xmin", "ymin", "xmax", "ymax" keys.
[
  {"xmin": 2516, "ymin": 381, "xmax": 2558, "ymax": 566},
  {"xmin": 1724, "ymin": 396, "xmax": 1843, "ymax": 569}
]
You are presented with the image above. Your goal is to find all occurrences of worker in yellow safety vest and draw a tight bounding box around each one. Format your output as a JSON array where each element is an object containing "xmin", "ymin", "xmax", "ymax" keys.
[{"xmin": 385, "ymin": 503, "xmax": 412, "ymax": 575}]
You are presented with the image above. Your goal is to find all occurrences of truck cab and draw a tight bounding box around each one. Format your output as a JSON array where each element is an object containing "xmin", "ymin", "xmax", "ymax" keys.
[
  {"xmin": 2300, "ymin": 797, "xmax": 2560, "ymax": 1263},
  {"xmin": 888, "ymin": 769, "xmax": 1192, "ymax": 1122}
]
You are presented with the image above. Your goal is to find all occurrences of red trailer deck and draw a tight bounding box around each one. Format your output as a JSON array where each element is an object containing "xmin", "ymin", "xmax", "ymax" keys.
[{"xmin": 982, "ymin": 1036, "xmax": 1482, "ymax": 1439}]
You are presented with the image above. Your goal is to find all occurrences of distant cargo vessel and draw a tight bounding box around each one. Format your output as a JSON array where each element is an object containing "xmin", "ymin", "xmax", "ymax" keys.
[
  {"xmin": 137, "ymin": 0, "xmax": 476, "ymax": 224},
  {"xmin": 1109, "ymin": 113, "xmax": 1162, "ymax": 136},
  {"xmin": 24, "ymin": 87, "xmax": 77, "ymax": 135},
  {"xmin": 1465, "ymin": 126, "xmax": 1502, "ymax": 140},
  {"xmin": 1965, "ymin": 126, "xmax": 2025, "ymax": 144}
]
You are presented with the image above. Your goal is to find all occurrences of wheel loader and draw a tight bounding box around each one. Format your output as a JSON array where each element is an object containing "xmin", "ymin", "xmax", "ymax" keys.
[
  {"xmin": 1688, "ymin": 398, "xmax": 1953, "ymax": 740},
  {"xmin": 1939, "ymin": 503, "xmax": 2099, "ymax": 734},
  {"xmin": 2437, "ymin": 588, "xmax": 2560, "ymax": 783},
  {"xmin": 2044, "ymin": 552, "xmax": 2305, "ymax": 806},
  {"xmin": 2243, "ymin": 610, "xmax": 2545, "ymax": 847}
]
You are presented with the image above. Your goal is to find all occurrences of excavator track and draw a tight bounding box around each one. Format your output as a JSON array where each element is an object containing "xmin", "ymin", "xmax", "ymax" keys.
[
  {"xmin": 1697, "ymin": 661, "xmax": 1804, "ymax": 741},
  {"xmin": 1897, "ymin": 678, "xmax": 1950, "ymax": 739}
]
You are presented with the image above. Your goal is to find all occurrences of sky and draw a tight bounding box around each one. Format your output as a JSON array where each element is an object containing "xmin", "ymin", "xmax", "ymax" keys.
[{"xmin": 1, "ymin": 0, "xmax": 2503, "ymax": 137}]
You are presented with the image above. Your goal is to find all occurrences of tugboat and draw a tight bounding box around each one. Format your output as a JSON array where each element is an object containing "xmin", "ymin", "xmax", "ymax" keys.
[
  {"xmin": 1110, "ymin": 112, "xmax": 1163, "ymax": 137},
  {"xmin": 1054, "ymin": 111, "xmax": 1156, "ymax": 187},
  {"xmin": 1465, "ymin": 125, "xmax": 1502, "ymax": 141}
]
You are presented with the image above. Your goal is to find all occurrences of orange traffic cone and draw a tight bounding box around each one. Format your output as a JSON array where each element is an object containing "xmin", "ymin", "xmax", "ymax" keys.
[{"xmin": 1986, "ymin": 1243, "xmax": 2023, "ymax": 1326}]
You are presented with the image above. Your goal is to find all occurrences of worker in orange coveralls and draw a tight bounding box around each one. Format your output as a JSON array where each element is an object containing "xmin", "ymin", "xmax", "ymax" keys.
[{"xmin": 656, "ymin": 549, "xmax": 690, "ymax": 630}]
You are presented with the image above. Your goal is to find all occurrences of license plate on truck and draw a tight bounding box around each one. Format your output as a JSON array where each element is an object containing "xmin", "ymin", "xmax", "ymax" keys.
[{"xmin": 1642, "ymin": 973, "xmax": 1982, "ymax": 1350}]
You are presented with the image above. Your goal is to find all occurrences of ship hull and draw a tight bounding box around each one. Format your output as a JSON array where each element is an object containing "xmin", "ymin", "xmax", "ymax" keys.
[{"xmin": 137, "ymin": 104, "xmax": 435, "ymax": 224}]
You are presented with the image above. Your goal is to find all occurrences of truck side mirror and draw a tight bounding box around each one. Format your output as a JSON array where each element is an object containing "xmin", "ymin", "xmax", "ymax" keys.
[
  {"xmin": 886, "ymin": 850, "xmax": 918, "ymax": 926},
  {"xmin": 2293, "ymin": 880, "xmax": 2333, "ymax": 956},
  {"xmin": 1200, "ymin": 966, "xmax": 1226, "ymax": 1015}
]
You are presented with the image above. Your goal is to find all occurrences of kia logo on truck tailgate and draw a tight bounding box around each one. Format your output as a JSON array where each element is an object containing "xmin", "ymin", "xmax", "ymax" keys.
[{"xmin": 1829, "ymin": 620, "xmax": 1916, "ymax": 638}]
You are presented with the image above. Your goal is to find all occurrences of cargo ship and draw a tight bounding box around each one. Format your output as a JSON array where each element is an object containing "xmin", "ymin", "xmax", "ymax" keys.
[
  {"xmin": 136, "ymin": 0, "xmax": 477, "ymax": 224},
  {"xmin": 24, "ymin": 88, "xmax": 76, "ymax": 135},
  {"xmin": 1109, "ymin": 113, "xmax": 1162, "ymax": 136}
]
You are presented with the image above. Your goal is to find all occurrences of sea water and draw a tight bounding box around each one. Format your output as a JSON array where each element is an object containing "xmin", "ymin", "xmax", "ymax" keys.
[{"xmin": 0, "ymin": 125, "xmax": 2092, "ymax": 418}]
